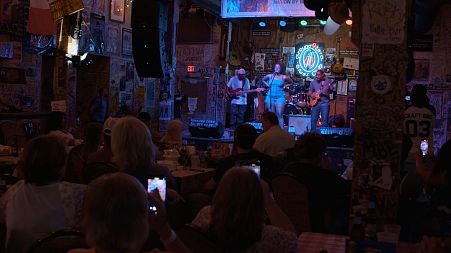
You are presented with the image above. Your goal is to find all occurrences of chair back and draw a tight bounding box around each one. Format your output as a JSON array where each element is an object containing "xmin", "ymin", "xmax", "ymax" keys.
[
  {"xmin": 26, "ymin": 230, "xmax": 88, "ymax": 253},
  {"xmin": 272, "ymin": 173, "xmax": 311, "ymax": 235},
  {"xmin": 82, "ymin": 161, "xmax": 118, "ymax": 183},
  {"xmin": 176, "ymin": 224, "xmax": 224, "ymax": 253}
]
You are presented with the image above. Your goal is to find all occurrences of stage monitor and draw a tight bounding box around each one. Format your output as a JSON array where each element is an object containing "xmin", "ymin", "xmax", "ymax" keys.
[
  {"xmin": 221, "ymin": 0, "xmax": 315, "ymax": 18},
  {"xmin": 295, "ymin": 42, "xmax": 325, "ymax": 78}
]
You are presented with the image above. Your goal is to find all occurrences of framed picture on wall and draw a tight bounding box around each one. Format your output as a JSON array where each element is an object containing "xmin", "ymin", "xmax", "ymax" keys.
[
  {"xmin": 337, "ymin": 79, "xmax": 348, "ymax": 96},
  {"xmin": 122, "ymin": 28, "xmax": 132, "ymax": 56},
  {"xmin": 110, "ymin": 0, "xmax": 125, "ymax": 23}
]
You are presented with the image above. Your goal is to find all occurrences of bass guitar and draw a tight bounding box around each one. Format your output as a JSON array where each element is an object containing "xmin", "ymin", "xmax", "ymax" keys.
[
  {"xmin": 308, "ymin": 91, "xmax": 320, "ymax": 107},
  {"xmin": 226, "ymin": 87, "xmax": 266, "ymax": 101}
]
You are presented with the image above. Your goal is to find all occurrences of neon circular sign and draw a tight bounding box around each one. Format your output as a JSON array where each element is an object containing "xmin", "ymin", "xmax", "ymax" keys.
[{"xmin": 295, "ymin": 43, "xmax": 324, "ymax": 77}]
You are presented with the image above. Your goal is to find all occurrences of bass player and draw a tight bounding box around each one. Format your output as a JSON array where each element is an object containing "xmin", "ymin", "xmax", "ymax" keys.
[
  {"xmin": 227, "ymin": 68, "xmax": 264, "ymax": 128},
  {"xmin": 308, "ymin": 69, "xmax": 334, "ymax": 132}
]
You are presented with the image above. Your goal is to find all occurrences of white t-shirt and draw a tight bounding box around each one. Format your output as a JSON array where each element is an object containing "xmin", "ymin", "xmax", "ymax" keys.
[
  {"xmin": 227, "ymin": 76, "xmax": 250, "ymax": 105},
  {"xmin": 404, "ymin": 106, "xmax": 435, "ymax": 163},
  {"xmin": 0, "ymin": 181, "xmax": 86, "ymax": 253},
  {"xmin": 253, "ymin": 126, "xmax": 295, "ymax": 157}
]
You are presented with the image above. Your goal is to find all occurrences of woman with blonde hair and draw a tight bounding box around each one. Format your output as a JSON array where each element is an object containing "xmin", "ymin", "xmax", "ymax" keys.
[
  {"xmin": 111, "ymin": 116, "xmax": 176, "ymax": 189},
  {"xmin": 68, "ymin": 172, "xmax": 190, "ymax": 253},
  {"xmin": 192, "ymin": 167, "xmax": 297, "ymax": 252},
  {"xmin": 160, "ymin": 120, "xmax": 183, "ymax": 148}
]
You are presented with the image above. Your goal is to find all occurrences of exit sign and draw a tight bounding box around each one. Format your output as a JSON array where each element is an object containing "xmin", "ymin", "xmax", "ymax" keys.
[{"xmin": 187, "ymin": 65, "xmax": 196, "ymax": 73}]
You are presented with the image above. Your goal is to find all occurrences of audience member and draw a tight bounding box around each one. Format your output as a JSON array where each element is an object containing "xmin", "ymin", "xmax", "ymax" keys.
[
  {"xmin": 65, "ymin": 122, "xmax": 102, "ymax": 183},
  {"xmin": 204, "ymin": 124, "xmax": 273, "ymax": 193},
  {"xmin": 404, "ymin": 84, "xmax": 436, "ymax": 172},
  {"xmin": 253, "ymin": 112, "xmax": 295, "ymax": 157},
  {"xmin": 138, "ymin": 111, "xmax": 162, "ymax": 144},
  {"xmin": 89, "ymin": 87, "xmax": 108, "ymax": 123},
  {"xmin": 45, "ymin": 111, "xmax": 75, "ymax": 145},
  {"xmin": 160, "ymin": 120, "xmax": 183, "ymax": 149},
  {"xmin": 87, "ymin": 117, "xmax": 118, "ymax": 165},
  {"xmin": 0, "ymin": 135, "xmax": 85, "ymax": 253},
  {"xmin": 68, "ymin": 173, "xmax": 190, "ymax": 253},
  {"xmin": 192, "ymin": 167, "xmax": 297, "ymax": 253},
  {"xmin": 401, "ymin": 140, "xmax": 451, "ymax": 243},
  {"xmin": 111, "ymin": 116, "xmax": 177, "ymax": 190},
  {"xmin": 284, "ymin": 132, "xmax": 349, "ymax": 233}
]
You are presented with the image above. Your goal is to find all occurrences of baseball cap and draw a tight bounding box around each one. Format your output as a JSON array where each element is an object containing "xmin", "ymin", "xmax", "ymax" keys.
[
  {"xmin": 237, "ymin": 68, "xmax": 246, "ymax": 75},
  {"xmin": 103, "ymin": 117, "xmax": 118, "ymax": 136}
]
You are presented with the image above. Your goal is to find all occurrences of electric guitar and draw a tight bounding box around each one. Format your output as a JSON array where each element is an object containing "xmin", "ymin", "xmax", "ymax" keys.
[
  {"xmin": 226, "ymin": 87, "xmax": 266, "ymax": 101},
  {"xmin": 308, "ymin": 91, "xmax": 320, "ymax": 107}
]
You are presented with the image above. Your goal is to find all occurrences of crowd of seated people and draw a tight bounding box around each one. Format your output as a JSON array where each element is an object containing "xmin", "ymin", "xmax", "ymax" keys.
[{"xmin": 0, "ymin": 106, "xmax": 450, "ymax": 253}]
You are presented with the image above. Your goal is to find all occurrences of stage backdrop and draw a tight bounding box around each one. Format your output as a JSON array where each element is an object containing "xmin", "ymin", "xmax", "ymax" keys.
[{"xmin": 221, "ymin": 0, "xmax": 315, "ymax": 18}]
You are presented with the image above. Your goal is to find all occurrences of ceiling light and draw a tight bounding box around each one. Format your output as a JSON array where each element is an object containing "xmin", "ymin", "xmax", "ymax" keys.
[{"xmin": 324, "ymin": 16, "xmax": 340, "ymax": 35}]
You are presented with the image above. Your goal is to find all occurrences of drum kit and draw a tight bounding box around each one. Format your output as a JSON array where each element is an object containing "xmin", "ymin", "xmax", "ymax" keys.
[{"xmin": 284, "ymin": 85, "xmax": 311, "ymax": 116}]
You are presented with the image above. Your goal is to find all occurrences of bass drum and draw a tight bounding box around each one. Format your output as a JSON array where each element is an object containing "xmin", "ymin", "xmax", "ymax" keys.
[{"xmin": 283, "ymin": 103, "xmax": 299, "ymax": 127}]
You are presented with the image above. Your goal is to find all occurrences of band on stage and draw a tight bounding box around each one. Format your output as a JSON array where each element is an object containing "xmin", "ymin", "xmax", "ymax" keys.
[{"xmin": 226, "ymin": 66, "xmax": 335, "ymax": 132}]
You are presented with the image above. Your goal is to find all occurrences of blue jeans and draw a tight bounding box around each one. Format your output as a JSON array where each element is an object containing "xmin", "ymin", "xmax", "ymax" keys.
[
  {"xmin": 268, "ymin": 102, "xmax": 285, "ymax": 128},
  {"xmin": 230, "ymin": 104, "xmax": 246, "ymax": 127},
  {"xmin": 310, "ymin": 103, "xmax": 330, "ymax": 131}
]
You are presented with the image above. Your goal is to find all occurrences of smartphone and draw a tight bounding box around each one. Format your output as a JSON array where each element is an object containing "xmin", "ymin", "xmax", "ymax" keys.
[
  {"xmin": 244, "ymin": 164, "xmax": 261, "ymax": 177},
  {"xmin": 147, "ymin": 177, "xmax": 166, "ymax": 202},
  {"xmin": 420, "ymin": 139, "xmax": 428, "ymax": 157}
]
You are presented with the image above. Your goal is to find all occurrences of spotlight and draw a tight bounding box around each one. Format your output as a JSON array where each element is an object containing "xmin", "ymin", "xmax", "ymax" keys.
[
  {"xmin": 258, "ymin": 21, "xmax": 266, "ymax": 27},
  {"xmin": 324, "ymin": 16, "xmax": 340, "ymax": 35},
  {"xmin": 279, "ymin": 20, "xmax": 287, "ymax": 27},
  {"xmin": 319, "ymin": 20, "xmax": 327, "ymax": 25},
  {"xmin": 299, "ymin": 20, "xmax": 308, "ymax": 26},
  {"xmin": 345, "ymin": 19, "xmax": 352, "ymax": 26}
]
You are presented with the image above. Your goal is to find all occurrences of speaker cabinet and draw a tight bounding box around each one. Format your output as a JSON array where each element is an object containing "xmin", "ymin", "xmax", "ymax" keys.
[
  {"xmin": 131, "ymin": 0, "xmax": 168, "ymax": 78},
  {"xmin": 288, "ymin": 115, "xmax": 311, "ymax": 136}
]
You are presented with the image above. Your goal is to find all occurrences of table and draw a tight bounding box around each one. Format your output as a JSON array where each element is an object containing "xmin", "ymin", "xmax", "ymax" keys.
[
  {"xmin": 170, "ymin": 167, "xmax": 215, "ymax": 195},
  {"xmin": 297, "ymin": 232, "xmax": 422, "ymax": 253},
  {"xmin": 298, "ymin": 232, "xmax": 348, "ymax": 253},
  {"xmin": 183, "ymin": 135, "xmax": 233, "ymax": 151}
]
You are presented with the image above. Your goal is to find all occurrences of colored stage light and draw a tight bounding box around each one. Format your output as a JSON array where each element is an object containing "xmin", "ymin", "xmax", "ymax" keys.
[
  {"xmin": 258, "ymin": 21, "xmax": 266, "ymax": 27},
  {"xmin": 279, "ymin": 20, "xmax": 287, "ymax": 27},
  {"xmin": 299, "ymin": 20, "xmax": 308, "ymax": 26}
]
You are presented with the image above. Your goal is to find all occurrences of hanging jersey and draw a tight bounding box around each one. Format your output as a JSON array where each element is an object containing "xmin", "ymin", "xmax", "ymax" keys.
[{"xmin": 404, "ymin": 106, "xmax": 435, "ymax": 163}]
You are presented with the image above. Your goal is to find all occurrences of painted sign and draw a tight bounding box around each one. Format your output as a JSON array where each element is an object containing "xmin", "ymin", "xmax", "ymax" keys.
[
  {"xmin": 361, "ymin": 0, "xmax": 406, "ymax": 44},
  {"xmin": 221, "ymin": 0, "xmax": 314, "ymax": 18},
  {"xmin": 295, "ymin": 43, "xmax": 324, "ymax": 77}
]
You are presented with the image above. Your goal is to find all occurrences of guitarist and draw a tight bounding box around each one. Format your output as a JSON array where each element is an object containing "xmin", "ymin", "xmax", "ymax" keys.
[
  {"xmin": 308, "ymin": 69, "xmax": 334, "ymax": 132},
  {"xmin": 227, "ymin": 68, "xmax": 251, "ymax": 128}
]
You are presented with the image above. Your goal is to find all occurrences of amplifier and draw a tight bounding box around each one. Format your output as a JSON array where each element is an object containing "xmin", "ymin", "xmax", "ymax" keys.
[
  {"xmin": 189, "ymin": 119, "xmax": 224, "ymax": 139},
  {"xmin": 288, "ymin": 115, "xmax": 311, "ymax": 136},
  {"xmin": 319, "ymin": 127, "xmax": 354, "ymax": 148}
]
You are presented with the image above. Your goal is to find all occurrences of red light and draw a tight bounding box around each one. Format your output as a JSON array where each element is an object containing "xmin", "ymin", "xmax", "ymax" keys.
[
  {"xmin": 312, "ymin": 43, "xmax": 317, "ymax": 48},
  {"xmin": 187, "ymin": 65, "xmax": 196, "ymax": 73}
]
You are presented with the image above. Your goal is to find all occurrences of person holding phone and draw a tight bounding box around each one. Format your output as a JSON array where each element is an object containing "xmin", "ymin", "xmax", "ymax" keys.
[
  {"xmin": 69, "ymin": 173, "xmax": 190, "ymax": 253},
  {"xmin": 192, "ymin": 168, "xmax": 297, "ymax": 252},
  {"xmin": 404, "ymin": 84, "xmax": 436, "ymax": 172}
]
